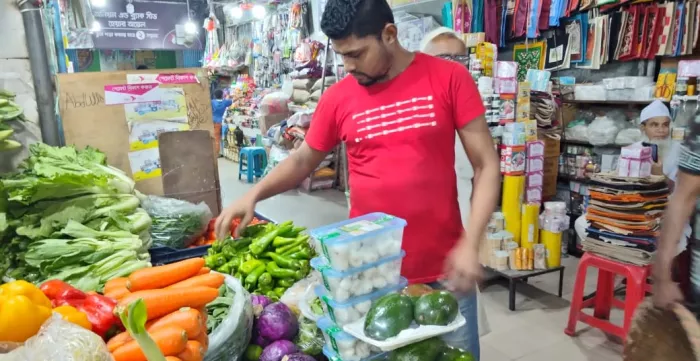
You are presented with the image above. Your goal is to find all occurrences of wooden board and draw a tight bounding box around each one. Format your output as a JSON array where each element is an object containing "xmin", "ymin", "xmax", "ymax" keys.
[
  {"xmin": 57, "ymin": 68, "xmax": 216, "ymax": 195},
  {"xmin": 159, "ymin": 130, "xmax": 221, "ymax": 217}
]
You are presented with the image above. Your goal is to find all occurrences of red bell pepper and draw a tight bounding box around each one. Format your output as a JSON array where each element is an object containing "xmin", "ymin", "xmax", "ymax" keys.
[{"xmin": 39, "ymin": 280, "xmax": 120, "ymax": 338}]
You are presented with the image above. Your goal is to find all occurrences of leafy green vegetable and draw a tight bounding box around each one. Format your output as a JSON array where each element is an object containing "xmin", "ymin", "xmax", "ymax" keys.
[
  {"xmin": 118, "ymin": 298, "xmax": 167, "ymax": 361},
  {"xmin": 294, "ymin": 316, "xmax": 324, "ymax": 355},
  {"xmin": 206, "ymin": 284, "xmax": 235, "ymax": 333},
  {"xmin": 141, "ymin": 196, "xmax": 211, "ymax": 249}
]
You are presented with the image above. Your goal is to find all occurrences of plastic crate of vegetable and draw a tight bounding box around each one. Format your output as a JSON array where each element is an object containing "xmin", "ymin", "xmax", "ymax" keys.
[
  {"xmin": 149, "ymin": 212, "xmax": 275, "ymax": 265},
  {"xmin": 317, "ymin": 316, "xmax": 381, "ymax": 361},
  {"xmin": 309, "ymin": 213, "xmax": 405, "ymax": 271},
  {"xmin": 315, "ymin": 278, "xmax": 408, "ymax": 327},
  {"xmin": 311, "ymin": 251, "xmax": 405, "ymax": 302}
]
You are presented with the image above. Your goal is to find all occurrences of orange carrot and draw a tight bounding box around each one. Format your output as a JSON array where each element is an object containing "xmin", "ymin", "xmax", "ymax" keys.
[
  {"xmin": 166, "ymin": 357, "xmax": 182, "ymax": 361},
  {"xmin": 197, "ymin": 307, "xmax": 207, "ymax": 330},
  {"xmin": 147, "ymin": 308, "xmax": 202, "ymax": 338},
  {"xmin": 107, "ymin": 331, "xmax": 131, "ymax": 352},
  {"xmin": 104, "ymin": 277, "xmax": 128, "ymax": 294},
  {"xmin": 193, "ymin": 332, "xmax": 208, "ymax": 353},
  {"xmin": 112, "ymin": 327, "xmax": 187, "ymax": 361},
  {"xmin": 105, "ymin": 286, "xmax": 131, "ymax": 300},
  {"xmin": 117, "ymin": 287, "xmax": 219, "ymax": 320},
  {"xmin": 177, "ymin": 341, "xmax": 204, "ymax": 361},
  {"xmin": 196, "ymin": 267, "xmax": 211, "ymax": 275},
  {"xmin": 127, "ymin": 258, "xmax": 205, "ymax": 291},
  {"xmin": 167, "ymin": 273, "xmax": 224, "ymax": 290}
]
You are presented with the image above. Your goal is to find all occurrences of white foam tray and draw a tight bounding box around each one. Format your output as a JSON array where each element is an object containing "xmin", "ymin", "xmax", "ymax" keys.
[{"xmin": 342, "ymin": 314, "xmax": 466, "ymax": 351}]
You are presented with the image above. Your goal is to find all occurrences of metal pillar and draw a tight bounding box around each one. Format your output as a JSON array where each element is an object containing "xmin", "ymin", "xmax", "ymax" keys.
[
  {"xmin": 17, "ymin": 0, "xmax": 61, "ymax": 146},
  {"xmin": 52, "ymin": 0, "xmax": 67, "ymax": 73}
]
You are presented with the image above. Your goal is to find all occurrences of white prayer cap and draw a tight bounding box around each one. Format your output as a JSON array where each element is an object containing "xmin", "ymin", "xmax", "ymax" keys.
[
  {"xmin": 640, "ymin": 100, "xmax": 671, "ymax": 124},
  {"xmin": 420, "ymin": 27, "xmax": 461, "ymax": 52}
]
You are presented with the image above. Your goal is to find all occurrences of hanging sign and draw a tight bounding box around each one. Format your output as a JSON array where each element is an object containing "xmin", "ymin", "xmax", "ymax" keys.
[
  {"xmin": 91, "ymin": 0, "xmax": 204, "ymax": 50},
  {"xmin": 104, "ymin": 83, "xmax": 161, "ymax": 105},
  {"xmin": 126, "ymin": 73, "xmax": 199, "ymax": 84}
]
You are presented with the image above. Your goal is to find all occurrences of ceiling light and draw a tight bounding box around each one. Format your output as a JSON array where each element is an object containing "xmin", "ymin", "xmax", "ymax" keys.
[
  {"xmin": 184, "ymin": 21, "xmax": 197, "ymax": 34},
  {"xmin": 252, "ymin": 4, "xmax": 266, "ymax": 19}
]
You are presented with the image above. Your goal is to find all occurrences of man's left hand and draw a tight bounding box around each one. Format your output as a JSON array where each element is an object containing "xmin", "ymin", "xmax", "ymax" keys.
[{"xmin": 444, "ymin": 237, "xmax": 483, "ymax": 293}]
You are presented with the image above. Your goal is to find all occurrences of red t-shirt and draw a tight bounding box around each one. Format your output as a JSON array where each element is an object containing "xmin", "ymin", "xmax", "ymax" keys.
[{"xmin": 305, "ymin": 53, "xmax": 485, "ymax": 284}]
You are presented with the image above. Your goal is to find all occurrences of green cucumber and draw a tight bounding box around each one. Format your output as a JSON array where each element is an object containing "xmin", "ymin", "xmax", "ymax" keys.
[
  {"xmin": 414, "ymin": 290, "xmax": 459, "ymax": 326},
  {"xmin": 363, "ymin": 293, "xmax": 413, "ymax": 341},
  {"xmin": 390, "ymin": 337, "xmax": 446, "ymax": 361}
]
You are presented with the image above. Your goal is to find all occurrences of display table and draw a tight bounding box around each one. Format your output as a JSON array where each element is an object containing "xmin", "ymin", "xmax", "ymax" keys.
[{"xmin": 484, "ymin": 266, "xmax": 565, "ymax": 311}]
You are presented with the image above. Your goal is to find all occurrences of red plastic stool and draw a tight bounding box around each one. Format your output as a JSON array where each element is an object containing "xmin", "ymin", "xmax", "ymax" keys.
[{"xmin": 565, "ymin": 252, "xmax": 652, "ymax": 341}]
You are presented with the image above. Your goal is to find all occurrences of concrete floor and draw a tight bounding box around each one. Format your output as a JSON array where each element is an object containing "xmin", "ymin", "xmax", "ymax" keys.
[{"xmin": 219, "ymin": 158, "xmax": 624, "ymax": 361}]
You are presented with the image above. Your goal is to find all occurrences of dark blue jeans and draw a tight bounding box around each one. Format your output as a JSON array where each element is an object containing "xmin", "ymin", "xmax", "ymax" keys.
[{"xmin": 430, "ymin": 283, "xmax": 480, "ymax": 360}]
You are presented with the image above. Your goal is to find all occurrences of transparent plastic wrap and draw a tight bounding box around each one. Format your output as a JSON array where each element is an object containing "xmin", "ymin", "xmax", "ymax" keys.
[
  {"xmin": 141, "ymin": 195, "xmax": 213, "ymax": 249},
  {"xmin": 205, "ymin": 275, "xmax": 254, "ymax": 361},
  {"xmin": 587, "ymin": 116, "xmax": 624, "ymax": 146},
  {"xmin": 259, "ymin": 92, "xmax": 290, "ymax": 116},
  {"xmin": 0, "ymin": 315, "xmax": 112, "ymax": 361},
  {"xmin": 294, "ymin": 316, "xmax": 324, "ymax": 356}
]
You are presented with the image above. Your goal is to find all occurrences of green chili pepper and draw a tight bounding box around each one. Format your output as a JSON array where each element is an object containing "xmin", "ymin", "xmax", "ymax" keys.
[
  {"xmin": 242, "ymin": 223, "xmax": 271, "ymax": 238},
  {"xmin": 279, "ymin": 226, "xmax": 306, "ymax": 238},
  {"xmin": 265, "ymin": 291, "xmax": 279, "ymax": 301},
  {"xmin": 222, "ymin": 243, "xmax": 238, "ymax": 259},
  {"xmin": 266, "ymin": 262, "xmax": 303, "ymax": 279},
  {"xmin": 288, "ymin": 247, "xmax": 313, "ymax": 260},
  {"xmin": 282, "ymin": 244, "xmax": 308, "ymax": 256},
  {"xmin": 265, "ymin": 252, "xmax": 301, "ymax": 269},
  {"xmin": 273, "ymin": 287, "xmax": 286, "ymax": 297},
  {"xmin": 240, "ymin": 259, "xmax": 265, "ymax": 275},
  {"xmin": 245, "ymin": 265, "xmax": 266, "ymax": 291},
  {"xmin": 259, "ymin": 272, "xmax": 273, "ymax": 288},
  {"xmin": 217, "ymin": 259, "xmax": 238, "ymax": 275},
  {"xmin": 275, "ymin": 235, "xmax": 310, "ymax": 254},
  {"xmin": 234, "ymin": 237, "xmax": 253, "ymax": 250},
  {"xmin": 272, "ymin": 236, "xmax": 298, "ymax": 248},
  {"xmin": 233, "ymin": 272, "xmax": 242, "ymax": 280},
  {"xmin": 204, "ymin": 254, "xmax": 227, "ymax": 269},
  {"xmin": 277, "ymin": 278, "xmax": 296, "ymax": 288},
  {"xmin": 250, "ymin": 222, "xmax": 294, "ymax": 255},
  {"xmin": 211, "ymin": 240, "xmax": 225, "ymax": 253}
]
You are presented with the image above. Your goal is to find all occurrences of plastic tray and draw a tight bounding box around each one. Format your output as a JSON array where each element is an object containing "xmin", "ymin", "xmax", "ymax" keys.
[
  {"xmin": 315, "ymin": 278, "xmax": 408, "ymax": 327},
  {"xmin": 309, "ymin": 213, "xmax": 405, "ymax": 271},
  {"xmin": 311, "ymin": 251, "xmax": 405, "ymax": 302},
  {"xmin": 322, "ymin": 345, "xmax": 389, "ymax": 361},
  {"xmin": 317, "ymin": 316, "xmax": 379, "ymax": 361},
  {"xmin": 343, "ymin": 314, "xmax": 466, "ymax": 352},
  {"xmin": 149, "ymin": 211, "xmax": 274, "ymax": 265}
]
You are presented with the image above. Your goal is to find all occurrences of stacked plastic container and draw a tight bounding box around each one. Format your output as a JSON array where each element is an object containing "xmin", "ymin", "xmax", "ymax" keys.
[{"xmin": 309, "ymin": 213, "xmax": 407, "ymax": 361}]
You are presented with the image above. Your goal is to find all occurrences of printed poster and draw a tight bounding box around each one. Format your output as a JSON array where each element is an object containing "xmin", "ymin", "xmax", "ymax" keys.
[
  {"xmin": 128, "ymin": 148, "xmax": 161, "ymax": 181},
  {"xmin": 104, "ymin": 83, "xmax": 161, "ymax": 105},
  {"xmin": 126, "ymin": 73, "xmax": 199, "ymax": 84},
  {"xmin": 124, "ymin": 88, "xmax": 189, "ymax": 151}
]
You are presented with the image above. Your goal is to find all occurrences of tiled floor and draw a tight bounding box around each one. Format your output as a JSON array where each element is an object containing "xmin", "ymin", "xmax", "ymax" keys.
[{"xmin": 218, "ymin": 159, "xmax": 624, "ymax": 360}]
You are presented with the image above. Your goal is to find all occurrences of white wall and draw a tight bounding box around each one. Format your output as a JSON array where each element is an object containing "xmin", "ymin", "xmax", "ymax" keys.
[{"xmin": 0, "ymin": 0, "xmax": 42, "ymax": 172}]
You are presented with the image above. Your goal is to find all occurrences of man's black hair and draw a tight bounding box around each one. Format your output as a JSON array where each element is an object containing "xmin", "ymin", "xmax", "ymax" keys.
[
  {"xmin": 320, "ymin": 0, "xmax": 395, "ymax": 40},
  {"xmin": 214, "ymin": 89, "xmax": 224, "ymax": 99}
]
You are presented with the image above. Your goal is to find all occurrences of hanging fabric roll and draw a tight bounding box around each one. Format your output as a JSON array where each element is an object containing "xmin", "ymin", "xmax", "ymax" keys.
[
  {"xmin": 520, "ymin": 202, "xmax": 540, "ymax": 249},
  {"xmin": 502, "ymin": 175, "xmax": 525, "ymax": 245}
]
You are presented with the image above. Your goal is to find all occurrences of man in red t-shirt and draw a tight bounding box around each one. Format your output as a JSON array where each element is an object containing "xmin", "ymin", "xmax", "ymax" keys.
[{"xmin": 215, "ymin": 0, "xmax": 500, "ymax": 357}]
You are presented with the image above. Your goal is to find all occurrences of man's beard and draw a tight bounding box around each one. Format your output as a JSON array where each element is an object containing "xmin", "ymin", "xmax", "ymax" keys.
[
  {"xmin": 643, "ymin": 135, "xmax": 672, "ymax": 161},
  {"xmin": 351, "ymin": 69, "xmax": 390, "ymax": 86}
]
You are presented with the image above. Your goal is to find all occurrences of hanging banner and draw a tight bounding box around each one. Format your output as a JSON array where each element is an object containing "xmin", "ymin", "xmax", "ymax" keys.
[
  {"xmin": 126, "ymin": 73, "xmax": 199, "ymax": 84},
  {"xmin": 91, "ymin": 0, "xmax": 204, "ymax": 50},
  {"xmin": 104, "ymin": 83, "xmax": 161, "ymax": 105}
]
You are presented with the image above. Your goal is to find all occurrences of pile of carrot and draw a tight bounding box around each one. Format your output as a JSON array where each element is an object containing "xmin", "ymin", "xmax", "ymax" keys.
[{"xmin": 104, "ymin": 258, "xmax": 225, "ymax": 361}]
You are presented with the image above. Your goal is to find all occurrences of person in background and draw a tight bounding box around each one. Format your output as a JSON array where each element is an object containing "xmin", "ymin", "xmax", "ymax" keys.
[
  {"xmin": 420, "ymin": 27, "xmax": 491, "ymax": 338},
  {"xmin": 215, "ymin": 0, "xmax": 501, "ymax": 358},
  {"xmin": 211, "ymin": 89, "xmax": 232, "ymax": 156},
  {"xmin": 640, "ymin": 100, "xmax": 673, "ymax": 175}
]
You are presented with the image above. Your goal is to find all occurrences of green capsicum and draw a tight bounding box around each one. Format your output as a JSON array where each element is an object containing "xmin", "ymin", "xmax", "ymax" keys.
[
  {"xmin": 204, "ymin": 254, "xmax": 227, "ymax": 269},
  {"xmin": 279, "ymin": 226, "xmax": 306, "ymax": 238},
  {"xmin": 244, "ymin": 265, "xmax": 266, "ymax": 291},
  {"xmin": 273, "ymin": 287, "xmax": 286, "ymax": 298},
  {"xmin": 265, "ymin": 291, "xmax": 279, "ymax": 301},
  {"xmin": 282, "ymin": 244, "xmax": 309, "ymax": 256},
  {"xmin": 276, "ymin": 278, "xmax": 296, "ymax": 288},
  {"xmin": 250, "ymin": 222, "xmax": 294, "ymax": 255},
  {"xmin": 240, "ymin": 259, "xmax": 265, "ymax": 275},
  {"xmin": 242, "ymin": 223, "xmax": 270, "ymax": 238},
  {"xmin": 222, "ymin": 243, "xmax": 238, "ymax": 259},
  {"xmin": 211, "ymin": 240, "xmax": 225, "ymax": 253},
  {"xmin": 275, "ymin": 235, "xmax": 310, "ymax": 254},
  {"xmin": 258, "ymin": 272, "xmax": 273, "ymax": 289},
  {"xmin": 266, "ymin": 262, "xmax": 303, "ymax": 280},
  {"xmin": 288, "ymin": 247, "xmax": 313, "ymax": 260},
  {"xmin": 234, "ymin": 237, "xmax": 253, "ymax": 250},
  {"xmin": 217, "ymin": 258, "xmax": 238, "ymax": 275},
  {"xmin": 265, "ymin": 252, "xmax": 301, "ymax": 269},
  {"xmin": 272, "ymin": 236, "xmax": 298, "ymax": 248}
]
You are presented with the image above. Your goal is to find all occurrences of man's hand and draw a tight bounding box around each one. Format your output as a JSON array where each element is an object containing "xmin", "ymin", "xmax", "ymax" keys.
[
  {"xmin": 653, "ymin": 280, "xmax": 684, "ymax": 310},
  {"xmin": 444, "ymin": 236, "xmax": 483, "ymax": 293},
  {"xmin": 214, "ymin": 194, "xmax": 257, "ymax": 240}
]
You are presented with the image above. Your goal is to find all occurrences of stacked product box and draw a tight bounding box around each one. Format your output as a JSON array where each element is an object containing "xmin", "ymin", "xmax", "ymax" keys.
[
  {"xmin": 525, "ymin": 140, "xmax": 545, "ymax": 204},
  {"xmin": 309, "ymin": 213, "xmax": 407, "ymax": 361}
]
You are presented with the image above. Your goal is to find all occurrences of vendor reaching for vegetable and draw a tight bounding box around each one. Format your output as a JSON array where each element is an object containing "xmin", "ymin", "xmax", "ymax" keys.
[{"xmin": 215, "ymin": 0, "xmax": 499, "ymax": 359}]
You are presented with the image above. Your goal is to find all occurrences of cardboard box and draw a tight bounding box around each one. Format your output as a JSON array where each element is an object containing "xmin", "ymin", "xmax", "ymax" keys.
[
  {"xmin": 538, "ymin": 133, "xmax": 561, "ymax": 158},
  {"xmin": 543, "ymin": 156, "xmax": 559, "ymax": 199},
  {"xmin": 258, "ymin": 112, "xmax": 289, "ymax": 135}
]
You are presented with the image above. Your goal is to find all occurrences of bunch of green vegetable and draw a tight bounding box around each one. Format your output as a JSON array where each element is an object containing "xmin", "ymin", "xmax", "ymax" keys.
[
  {"xmin": 0, "ymin": 89, "xmax": 24, "ymax": 152},
  {"xmin": 141, "ymin": 195, "xmax": 212, "ymax": 249},
  {"xmin": 0, "ymin": 144, "xmax": 152, "ymax": 290},
  {"xmin": 206, "ymin": 284, "xmax": 235, "ymax": 333},
  {"xmin": 204, "ymin": 221, "xmax": 314, "ymax": 300}
]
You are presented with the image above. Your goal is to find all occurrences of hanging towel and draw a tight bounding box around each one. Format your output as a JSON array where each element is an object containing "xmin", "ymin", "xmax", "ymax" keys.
[
  {"xmin": 527, "ymin": 0, "xmax": 543, "ymax": 38},
  {"xmin": 485, "ymin": 0, "xmax": 500, "ymax": 43},
  {"xmin": 500, "ymin": 0, "xmax": 509, "ymax": 47},
  {"xmin": 472, "ymin": 0, "xmax": 485, "ymax": 32},
  {"xmin": 549, "ymin": 0, "xmax": 562, "ymax": 26},
  {"xmin": 538, "ymin": 0, "xmax": 552, "ymax": 30},
  {"xmin": 512, "ymin": 0, "xmax": 530, "ymax": 37}
]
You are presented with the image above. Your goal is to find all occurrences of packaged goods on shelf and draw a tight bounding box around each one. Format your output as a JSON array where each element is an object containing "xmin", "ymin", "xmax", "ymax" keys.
[
  {"xmin": 311, "ymin": 251, "xmax": 406, "ymax": 302},
  {"xmin": 315, "ymin": 279, "xmax": 408, "ymax": 327},
  {"xmin": 521, "ymin": 203, "xmax": 540, "ymax": 248},
  {"xmin": 309, "ymin": 213, "xmax": 405, "ymax": 271}
]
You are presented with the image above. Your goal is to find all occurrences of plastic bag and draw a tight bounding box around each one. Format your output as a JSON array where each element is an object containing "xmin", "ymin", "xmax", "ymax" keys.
[
  {"xmin": 205, "ymin": 275, "xmax": 254, "ymax": 361},
  {"xmin": 259, "ymin": 92, "xmax": 290, "ymax": 116},
  {"xmin": 141, "ymin": 195, "xmax": 213, "ymax": 249},
  {"xmin": 615, "ymin": 128, "xmax": 643, "ymax": 145},
  {"xmin": 294, "ymin": 316, "xmax": 324, "ymax": 356},
  {"xmin": 587, "ymin": 116, "xmax": 624, "ymax": 146},
  {"xmin": 0, "ymin": 315, "xmax": 112, "ymax": 361}
]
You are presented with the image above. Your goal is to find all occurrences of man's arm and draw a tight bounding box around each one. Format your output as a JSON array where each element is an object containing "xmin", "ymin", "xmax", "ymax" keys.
[
  {"xmin": 247, "ymin": 142, "xmax": 328, "ymax": 202},
  {"xmin": 456, "ymin": 115, "xmax": 500, "ymax": 250}
]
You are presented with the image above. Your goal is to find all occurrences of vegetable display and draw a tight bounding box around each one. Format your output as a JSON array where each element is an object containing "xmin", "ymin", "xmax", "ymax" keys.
[
  {"xmin": 293, "ymin": 316, "xmax": 324, "ymax": 356},
  {"xmin": 387, "ymin": 337, "xmax": 475, "ymax": 361},
  {"xmin": 247, "ymin": 301, "xmax": 302, "ymax": 360},
  {"xmin": 363, "ymin": 293, "xmax": 414, "ymax": 341},
  {"xmin": 0, "ymin": 280, "xmax": 52, "ymax": 342},
  {"xmin": 204, "ymin": 221, "xmax": 313, "ymax": 299},
  {"xmin": 0, "ymin": 144, "xmax": 152, "ymax": 291},
  {"xmin": 0, "ymin": 89, "xmax": 25, "ymax": 152},
  {"xmin": 206, "ymin": 284, "xmax": 235, "ymax": 333}
]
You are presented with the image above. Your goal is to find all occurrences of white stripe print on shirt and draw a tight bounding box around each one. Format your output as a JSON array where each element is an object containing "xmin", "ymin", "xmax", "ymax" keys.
[{"xmin": 351, "ymin": 95, "xmax": 437, "ymax": 143}]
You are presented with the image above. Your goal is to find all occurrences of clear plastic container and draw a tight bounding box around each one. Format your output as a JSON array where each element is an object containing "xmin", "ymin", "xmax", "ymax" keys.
[
  {"xmin": 317, "ymin": 316, "xmax": 380, "ymax": 361},
  {"xmin": 309, "ymin": 213, "xmax": 406, "ymax": 271},
  {"xmin": 315, "ymin": 278, "xmax": 408, "ymax": 327},
  {"xmin": 322, "ymin": 345, "xmax": 389, "ymax": 361},
  {"xmin": 311, "ymin": 251, "xmax": 405, "ymax": 302}
]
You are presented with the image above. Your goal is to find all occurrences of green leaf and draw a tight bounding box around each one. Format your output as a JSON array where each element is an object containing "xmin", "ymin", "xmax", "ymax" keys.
[{"xmin": 119, "ymin": 299, "xmax": 167, "ymax": 361}]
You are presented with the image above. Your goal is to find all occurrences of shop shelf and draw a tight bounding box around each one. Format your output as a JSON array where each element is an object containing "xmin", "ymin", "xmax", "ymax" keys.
[{"xmin": 149, "ymin": 211, "xmax": 275, "ymax": 265}]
